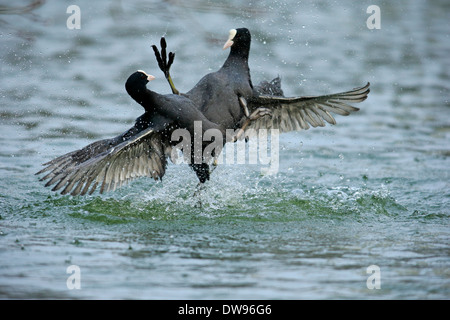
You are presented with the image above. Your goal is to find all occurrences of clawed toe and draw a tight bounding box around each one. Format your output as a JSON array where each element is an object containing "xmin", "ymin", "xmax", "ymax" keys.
[
  {"xmin": 152, "ymin": 37, "xmax": 175, "ymax": 76},
  {"xmin": 249, "ymin": 107, "xmax": 272, "ymax": 120}
]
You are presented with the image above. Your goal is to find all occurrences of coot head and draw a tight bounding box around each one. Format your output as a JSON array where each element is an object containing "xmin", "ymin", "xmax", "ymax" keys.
[{"xmin": 223, "ymin": 28, "xmax": 251, "ymax": 51}]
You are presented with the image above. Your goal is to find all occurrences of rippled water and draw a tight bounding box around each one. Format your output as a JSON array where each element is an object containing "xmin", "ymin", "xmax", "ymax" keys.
[{"xmin": 0, "ymin": 0, "xmax": 449, "ymax": 299}]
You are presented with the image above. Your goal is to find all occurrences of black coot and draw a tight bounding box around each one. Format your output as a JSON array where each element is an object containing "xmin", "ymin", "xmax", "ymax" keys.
[
  {"xmin": 153, "ymin": 28, "xmax": 369, "ymax": 169},
  {"xmin": 37, "ymin": 28, "xmax": 370, "ymax": 196},
  {"xmin": 155, "ymin": 28, "xmax": 369, "ymax": 136}
]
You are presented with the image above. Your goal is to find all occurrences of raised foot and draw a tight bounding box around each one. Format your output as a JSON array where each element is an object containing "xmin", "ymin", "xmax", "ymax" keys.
[
  {"xmin": 232, "ymin": 107, "xmax": 273, "ymax": 142},
  {"xmin": 239, "ymin": 96, "xmax": 250, "ymax": 117}
]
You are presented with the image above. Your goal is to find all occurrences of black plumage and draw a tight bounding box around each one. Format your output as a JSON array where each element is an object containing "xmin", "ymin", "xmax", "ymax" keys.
[
  {"xmin": 37, "ymin": 28, "xmax": 370, "ymax": 196},
  {"xmin": 154, "ymin": 28, "xmax": 369, "ymax": 158}
]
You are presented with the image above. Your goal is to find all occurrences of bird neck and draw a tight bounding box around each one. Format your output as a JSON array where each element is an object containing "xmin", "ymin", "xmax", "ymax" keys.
[
  {"xmin": 127, "ymin": 86, "xmax": 158, "ymax": 113},
  {"xmin": 222, "ymin": 45, "xmax": 250, "ymax": 70}
]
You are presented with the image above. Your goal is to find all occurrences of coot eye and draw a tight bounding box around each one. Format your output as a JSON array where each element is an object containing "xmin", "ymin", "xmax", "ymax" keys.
[{"xmin": 141, "ymin": 74, "xmax": 146, "ymax": 79}]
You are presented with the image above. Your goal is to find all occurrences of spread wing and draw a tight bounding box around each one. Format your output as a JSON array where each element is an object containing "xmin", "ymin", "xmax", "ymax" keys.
[
  {"xmin": 254, "ymin": 76, "xmax": 284, "ymax": 96},
  {"xmin": 247, "ymin": 82, "xmax": 370, "ymax": 132},
  {"xmin": 36, "ymin": 127, "xmax": 173, "ymax": 196}
]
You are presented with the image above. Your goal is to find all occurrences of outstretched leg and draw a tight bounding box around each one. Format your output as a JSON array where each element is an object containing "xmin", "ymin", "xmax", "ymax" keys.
[
  {"xmin": 192, "ymin": 160, "xmax": 219, "ymax": 208},
  {"xmin": 151, "ymin": 37, "xmax": 179, "ymax": 95},
  {"xmin": 232, "ymin": 107, "xmax": 272, "ymax": 142},
  {"xmin": 239, "ymin": 96, "xmax": 250, "ymax": 117}
]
